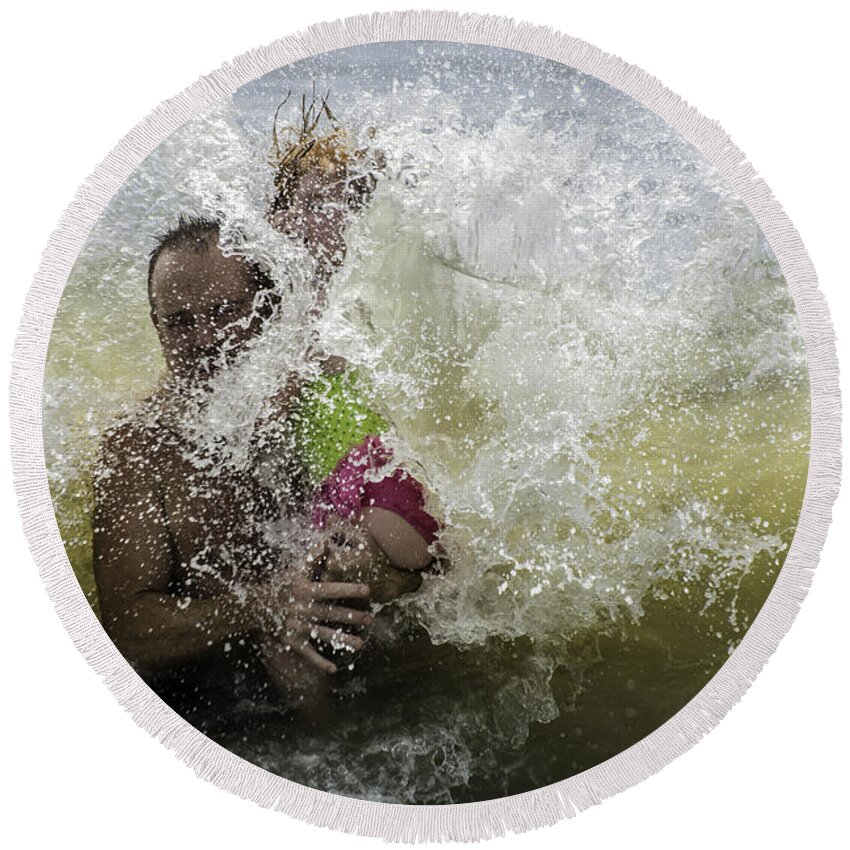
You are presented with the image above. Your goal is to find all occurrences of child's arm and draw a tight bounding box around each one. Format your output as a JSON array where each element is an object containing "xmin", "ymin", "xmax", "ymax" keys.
[
  {"xmin": 305, "ymin": 346, "xmax": 348, "ymax": 376},
  {"xmin": 256, "ymin": 370, "xmax": 303, "ymax": 428}
]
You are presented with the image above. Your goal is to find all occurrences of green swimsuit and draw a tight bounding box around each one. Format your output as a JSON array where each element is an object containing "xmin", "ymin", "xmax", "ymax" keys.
[
  {"xmin": 293, "ymin": 369, "xmax": 389, "ymax": 484},
  {"xmin": 293, "ymin": 368, "xmax": 440, "ymax": 545}
]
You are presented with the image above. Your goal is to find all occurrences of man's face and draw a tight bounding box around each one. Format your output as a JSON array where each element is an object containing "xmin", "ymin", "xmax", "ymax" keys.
[{"xmin": 149, "ymin": 240, "xmax": 269, "ymax": 383}]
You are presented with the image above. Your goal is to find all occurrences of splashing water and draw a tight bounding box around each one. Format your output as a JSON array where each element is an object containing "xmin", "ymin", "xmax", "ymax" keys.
[{"xmin": 44, "ymin": 43, "xmax": 809, "ymax": 802}]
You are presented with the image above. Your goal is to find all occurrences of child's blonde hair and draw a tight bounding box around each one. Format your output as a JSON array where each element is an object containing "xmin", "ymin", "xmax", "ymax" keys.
[{"xmin": 268, "ymin": 89, "xmax": 383, "ymax": 218}]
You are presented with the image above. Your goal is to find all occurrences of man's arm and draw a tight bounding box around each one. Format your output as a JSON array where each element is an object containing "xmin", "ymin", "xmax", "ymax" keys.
[
  {"xmin": 92, "ymin": 425, "xmax": 256, "ymax": 669},
  {"xmin": 92, "ymin": 424, "xmax": 373, "ymax": 673}
]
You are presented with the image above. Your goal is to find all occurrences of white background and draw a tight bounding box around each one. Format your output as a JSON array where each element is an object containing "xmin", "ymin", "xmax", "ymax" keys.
[{"xmin": 2, "ymin": 1, "xmax": 847, "ymax": 847}]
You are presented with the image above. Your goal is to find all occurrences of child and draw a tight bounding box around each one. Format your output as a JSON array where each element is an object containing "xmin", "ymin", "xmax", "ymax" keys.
[{"xmin": 266, "ymin": 91, "xmax": 446, "ymax": 600}]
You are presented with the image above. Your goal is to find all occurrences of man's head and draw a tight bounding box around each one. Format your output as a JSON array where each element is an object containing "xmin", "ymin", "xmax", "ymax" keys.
[{"xmin": 148, "ymin": 216, "xmax": 278, "ymax": 382}]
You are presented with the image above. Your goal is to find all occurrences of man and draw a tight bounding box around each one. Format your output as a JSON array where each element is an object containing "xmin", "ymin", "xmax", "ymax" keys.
[{"xmin": 92, "ymin": 216, "xmax": 375, "ymax": 719}]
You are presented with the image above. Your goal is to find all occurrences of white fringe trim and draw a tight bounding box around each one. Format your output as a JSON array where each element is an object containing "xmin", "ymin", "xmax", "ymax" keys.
[{"xmin": 8, "ymin": 9, "xmax": 841, "ymax": 843}]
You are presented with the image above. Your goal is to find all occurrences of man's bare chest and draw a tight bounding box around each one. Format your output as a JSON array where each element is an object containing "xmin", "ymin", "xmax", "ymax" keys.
[{"xmin": 158, "ymin": 447, "xmax": 280, "ymax": 587}]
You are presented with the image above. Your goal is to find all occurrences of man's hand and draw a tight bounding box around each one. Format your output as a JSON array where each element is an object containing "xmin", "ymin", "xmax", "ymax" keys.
[
  {"xmin": 252, "ymin": 554, "xmax": 373, "ymax": 675},
  {"xmin": 318, "ymin": 519, "xmax": 424, "ymax": 603}
]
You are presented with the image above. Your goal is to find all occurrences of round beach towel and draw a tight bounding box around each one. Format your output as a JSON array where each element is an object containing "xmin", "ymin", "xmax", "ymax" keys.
[{"xmin": 10, "ymin": 10, "xmax": 840, "ymax": 842}]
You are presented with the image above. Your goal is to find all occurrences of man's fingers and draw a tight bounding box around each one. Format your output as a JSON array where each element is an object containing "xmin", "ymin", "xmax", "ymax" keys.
[
  {"xmin": 310, "ymin": 581, "xmax": 371, "ymax": 600},
  {"xmin": 310, "ymin": 625, "xmax": 365, "ymax": 652},
  {"xmin": 291, "ymin": 637, "xmax": 338, "ymax": 675},
  {"xmin": 311, "ymin": 604, "xmax": 374, "ymax": 627},
  {"xmin": 260, "ymin": 641, "xmax": 303, "ymax": 689}
]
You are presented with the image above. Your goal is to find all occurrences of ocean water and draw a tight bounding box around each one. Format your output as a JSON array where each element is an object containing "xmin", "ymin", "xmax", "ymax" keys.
[{"xmin": 44, "ymin": 42, "xmax": 809, "ymax": 802}]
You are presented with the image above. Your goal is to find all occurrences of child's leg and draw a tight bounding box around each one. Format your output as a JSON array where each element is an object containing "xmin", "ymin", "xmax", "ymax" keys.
[{"xmin": 360, "ymin": 507, "xmax": 434, "ymax": 571}]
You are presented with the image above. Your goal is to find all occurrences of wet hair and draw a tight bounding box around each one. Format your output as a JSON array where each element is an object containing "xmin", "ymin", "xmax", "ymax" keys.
[
  {"xmin": 267, "ymin": 89, "xmax": 385, "ymax": 220},
  {"xmin": 147, "ymin": 214, "xmax": 275, "ymax": 310}
]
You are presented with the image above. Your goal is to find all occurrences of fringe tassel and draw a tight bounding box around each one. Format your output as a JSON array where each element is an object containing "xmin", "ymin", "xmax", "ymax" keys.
[{"xmin": 8, "ymin": 9, "xmax": 841, "ymax": 843}]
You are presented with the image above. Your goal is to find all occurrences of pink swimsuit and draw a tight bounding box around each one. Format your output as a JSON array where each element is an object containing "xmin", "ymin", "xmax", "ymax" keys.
[{"xmin": 311, "ymin": 434, "xmax": 440, "ymax": 545}]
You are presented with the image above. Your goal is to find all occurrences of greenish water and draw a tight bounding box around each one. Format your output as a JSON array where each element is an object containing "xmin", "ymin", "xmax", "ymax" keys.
[{"xmin": 46, "ymin": 370, "xmax": 808, "ymax": 801}]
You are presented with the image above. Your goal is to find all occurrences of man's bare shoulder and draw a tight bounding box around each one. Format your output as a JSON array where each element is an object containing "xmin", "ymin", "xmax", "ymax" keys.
[{"xmin": 97, "ymin": 391, "xmax": 175, "ymax": 481}]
